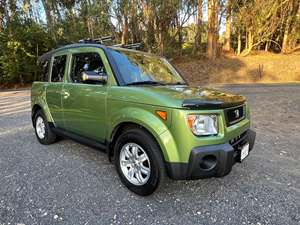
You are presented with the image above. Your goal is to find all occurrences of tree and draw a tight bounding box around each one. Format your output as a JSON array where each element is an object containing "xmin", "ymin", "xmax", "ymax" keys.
[
  {"xmin": 231, "ymin": 0, "xmax": 291, "ymax": 56},
  {"xmin": 207, "ymin": 0, "xmax": 219, "ymax": 59},
  {"xmin": 0, "ymin": 0, "xmax": 7, "ymax": 32},
  {"xmin": 142, "ymin": 0, "xmax": 156, "ymax": 51},
  {"xmin": 223, "ymin": 0, "xmax": 232, "ymax": 51},
  {"xmin": 1, "ymin": 0, "xmax": 300, "ymax": 85},
  {"xmin": 194, "ymin": 0, "xmax": 203, "ymax": 52},
  {"xmin": 282, "ymin": 0, "xmax": 300, "ymax": 53},
  {"xmin": 40, "ymin": 0, "xmax": 55, "ymax": 34}
]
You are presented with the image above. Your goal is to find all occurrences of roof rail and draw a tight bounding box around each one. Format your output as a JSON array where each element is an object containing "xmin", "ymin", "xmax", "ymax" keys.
[{"xmin": 78, "ymin": 36, "xmax": 142, "ymax": 50}]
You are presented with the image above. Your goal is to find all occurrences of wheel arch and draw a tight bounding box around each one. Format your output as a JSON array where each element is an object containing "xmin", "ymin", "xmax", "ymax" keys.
[
  {"xmin": 109, "ymin": 122, "xmax": 153, "ymax": 157},
  {"xmin": 31, "ymin": 103, "xmax": 54, "ymax": 126},
  {"xmin": 108, "ymin": 121, "xmax": 168, "ymax": 162},
  {"xmin": 31, "ymin": 104, "xmax": 43, "ymax": 125}
]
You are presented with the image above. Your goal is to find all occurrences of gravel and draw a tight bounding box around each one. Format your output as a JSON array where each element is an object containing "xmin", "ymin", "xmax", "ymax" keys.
[{"xmin": 0, "ymin": 84, "xmax": 299, "ymax": 225}]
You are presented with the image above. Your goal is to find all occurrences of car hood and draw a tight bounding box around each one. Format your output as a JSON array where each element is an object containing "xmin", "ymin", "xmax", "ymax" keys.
[{"xmin": 111, "ymin": 85, "xmax": 246, "ymax": 109}]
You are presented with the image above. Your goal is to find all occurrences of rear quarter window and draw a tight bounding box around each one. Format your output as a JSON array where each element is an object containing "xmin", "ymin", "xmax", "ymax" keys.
[
  {"xmin": 36, "ymin": 60, "xmax": 50, "ymax": 82},
  {"xmin": 51, "ymin": 55, "xmax": 67, "ymax": 82}
]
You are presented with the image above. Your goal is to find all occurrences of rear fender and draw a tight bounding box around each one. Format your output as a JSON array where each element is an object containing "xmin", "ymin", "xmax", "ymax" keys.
[{"xmin": 31, "ymin": 82, "xmax": 54, "ymax": 123}]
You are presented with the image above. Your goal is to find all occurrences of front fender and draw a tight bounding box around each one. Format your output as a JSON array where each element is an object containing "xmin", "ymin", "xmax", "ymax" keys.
[{"xmin": 109, "ymin": 106, "xmax": 180, "ymax": 162}]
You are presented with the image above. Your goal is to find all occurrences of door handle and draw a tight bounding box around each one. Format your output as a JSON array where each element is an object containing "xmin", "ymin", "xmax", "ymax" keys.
[{"xmin": 62, "ymin": 91, "xmax": 70, "ymax": 99}]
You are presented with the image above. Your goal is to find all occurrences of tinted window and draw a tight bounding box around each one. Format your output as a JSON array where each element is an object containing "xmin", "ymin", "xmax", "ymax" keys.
[
  {"xmin": 51, "ymin": 55, "xmax": 67, "ymax": 82},
  {"xmin": 37, "ymin": 60, "xmax": 49, "ymax": 81},
  {"xmin": 71, "ymin": 53, "xmax": 106, "ymax": 83}
]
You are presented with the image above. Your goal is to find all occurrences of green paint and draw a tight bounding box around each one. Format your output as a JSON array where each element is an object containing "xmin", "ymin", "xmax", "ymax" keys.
[{"xmin": 31, "ymin": 45, "xmax": 252, "ymax": 163}]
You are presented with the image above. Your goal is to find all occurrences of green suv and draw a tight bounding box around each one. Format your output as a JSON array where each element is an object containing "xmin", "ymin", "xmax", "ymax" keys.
[{"xmin": 31, "ymin": 42, "xmax": 256, "ymax": 195}]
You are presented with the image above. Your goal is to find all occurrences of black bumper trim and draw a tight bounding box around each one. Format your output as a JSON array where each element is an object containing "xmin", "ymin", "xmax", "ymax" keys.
[{"xmin": 166, "ymin": 129, "xmax": 256, "ymax": 180}]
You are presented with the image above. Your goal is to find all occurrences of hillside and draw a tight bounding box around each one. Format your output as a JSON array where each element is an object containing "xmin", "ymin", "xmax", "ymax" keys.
[{"xmin": 173, "ymin": 52, "xmax": 300, "ymax": 85}]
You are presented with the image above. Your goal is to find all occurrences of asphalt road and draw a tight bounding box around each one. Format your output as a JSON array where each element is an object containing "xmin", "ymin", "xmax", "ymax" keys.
[{"xmin": 0, "ymin": 84, "xmax": 299, "ymax": 225}]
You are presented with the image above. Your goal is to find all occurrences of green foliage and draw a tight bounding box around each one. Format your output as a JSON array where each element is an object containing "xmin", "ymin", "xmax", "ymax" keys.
[
  {"xmin": 0, "ymin": 0, "xmax": 299, "ymax": 84},
  {"xmin": 0, "ymin": 18, "xmax": 54, "ymax": 84}
]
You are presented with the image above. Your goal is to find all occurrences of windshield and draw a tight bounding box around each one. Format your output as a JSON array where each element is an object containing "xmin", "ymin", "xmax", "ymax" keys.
[{"xmin": 109, "ymin": 49, "xmax": 186, "ymax": 85}]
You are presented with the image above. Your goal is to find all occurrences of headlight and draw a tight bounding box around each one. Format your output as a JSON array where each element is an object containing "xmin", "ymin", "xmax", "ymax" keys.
[{"xmin": 187, "ymin": 115, "xmax": 218, "ymax": 136}]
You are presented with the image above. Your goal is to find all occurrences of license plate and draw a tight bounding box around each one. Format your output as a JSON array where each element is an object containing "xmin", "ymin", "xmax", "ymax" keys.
[{"xmin": 240, "ymin": 143, "xmax": 249, "ymax": 161}]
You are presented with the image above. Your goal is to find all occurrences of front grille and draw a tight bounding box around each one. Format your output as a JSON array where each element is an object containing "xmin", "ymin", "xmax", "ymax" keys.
[{"xmin": 224, "ymin": 104, "xmax": 246, "ymax": 126}]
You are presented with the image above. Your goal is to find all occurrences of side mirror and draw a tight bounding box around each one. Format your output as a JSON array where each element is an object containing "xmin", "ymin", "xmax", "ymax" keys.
[{"xmin": 81, "ymin": 71, "xmax": 107, "ymax": 84}]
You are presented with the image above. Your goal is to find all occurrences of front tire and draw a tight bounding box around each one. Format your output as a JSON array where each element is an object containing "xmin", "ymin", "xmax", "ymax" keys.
[
  {"xmin": 33, "ymin": 110, "xmax": 57, "ymax": 145},
  {"xmin": 114, "ymin": 128, "xmax": 166, "ymax": 196}
]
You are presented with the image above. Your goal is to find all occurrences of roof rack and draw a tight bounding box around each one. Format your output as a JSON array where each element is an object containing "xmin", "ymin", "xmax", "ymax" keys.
[
  {"xmin": 112, "ymin": 43, "xmax": 141, "ymax": 50},
  {"xmin": 79, "ymin": 36, "xmax": 114, "ymax": 44},
  {"xmin": 78, "ymin": 36, "xmax": 142, "ymax": 50}
]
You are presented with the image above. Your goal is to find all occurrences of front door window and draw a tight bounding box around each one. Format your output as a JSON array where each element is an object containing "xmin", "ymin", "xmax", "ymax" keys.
[{"xmin": 70, "ymin": 52, "xmax": 106, "ymax": 84}]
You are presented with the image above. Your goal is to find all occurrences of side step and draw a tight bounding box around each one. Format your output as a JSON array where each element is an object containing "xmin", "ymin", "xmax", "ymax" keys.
[{"xmin": 52, "ymin": 126, "xmax": 108, "ymax": 153}]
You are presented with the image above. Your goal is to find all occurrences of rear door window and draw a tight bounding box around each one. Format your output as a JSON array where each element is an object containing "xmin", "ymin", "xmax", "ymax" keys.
[{"xmin": 51, "ymin": 55, "xmax": 67, "ymax": 82}]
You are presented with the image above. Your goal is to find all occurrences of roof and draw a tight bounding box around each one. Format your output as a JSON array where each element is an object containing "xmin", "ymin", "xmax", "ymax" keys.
[
  {"xmin": 38, "ymin": 43, "xmax": 152, "ymax": 62},
  {"xmin": 38, "ymin": 43, "xmax": 107, "ymax": 62}
]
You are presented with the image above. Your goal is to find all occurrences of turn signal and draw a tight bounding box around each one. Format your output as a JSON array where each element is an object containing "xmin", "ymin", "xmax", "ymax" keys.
[{"xmin": 156, "ymin": 110, "xmax": 167, "ymax": 121}]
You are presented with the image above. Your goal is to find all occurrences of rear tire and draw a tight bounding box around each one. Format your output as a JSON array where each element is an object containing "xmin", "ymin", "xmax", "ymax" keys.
[
  {"xmin": 114, "ymin": 127, "xmax": 166, "ymax": 196},
  {"xmin": 33, "ymin": 110, "xmax": 57, "ymax": 145}
]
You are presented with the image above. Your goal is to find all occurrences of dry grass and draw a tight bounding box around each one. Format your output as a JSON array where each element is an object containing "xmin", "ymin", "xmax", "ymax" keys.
[{"xmin": 173, "ymin": 51, "xmax": 300, "ymax": 85}]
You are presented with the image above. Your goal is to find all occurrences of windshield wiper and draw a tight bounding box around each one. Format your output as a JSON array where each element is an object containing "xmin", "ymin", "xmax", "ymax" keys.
[{"xmin": 125, "ymin": 81, "xmax": 166, "ymax": 86}]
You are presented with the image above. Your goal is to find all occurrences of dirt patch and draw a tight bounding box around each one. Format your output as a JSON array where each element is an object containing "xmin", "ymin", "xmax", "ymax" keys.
[{"xmin": 173, "ymin": 52, "xmax": 300, "ymax": 85}]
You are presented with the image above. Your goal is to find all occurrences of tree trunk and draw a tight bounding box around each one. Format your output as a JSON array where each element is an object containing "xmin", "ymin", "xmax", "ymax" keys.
[
  {"xmin": 237, "ymin": 30, "xmax": 241, "ymax": 55},
  {"xmin": 207, "ymin": 0, "xmax": 219, "ymax": 59},
  {"xmin": 215, "ymin": 0, "xmax": 220, "ymax": 52},
  {"xmin": 52, "ymin": 1, "xmax": 61, "ymax": 22},
  {"xmin": 8, "ymin": 0, "xmax": 16, "ymax": 19},
  {"xmin": 282, "ymin": 0, "xmax": 300, "ymax": 53},
  {"xmin": 80, "ymin": 0, "xmax": 88, "ymax": 34},
  {"xmin": 0, "ymin": 0, "xmax": 7, "ymax": 32},
  {"xmin": 41, "ymin": 0, "xmax": 55, "ymax": 40},
  {"xmin": 282, "ymin": 15, "xmax": 292, "ymax": 53},
  {"xmin": 265, "ymin": 41, "xmax": 269, "ymax": 52},
  {"xmin": 159, "ymin": 21, "xmax": 168, "ymax": 56},
  {"xmin": 87, "ymin": 18, "xmax": 94, "ymax": 38},
  {"xmin": 223, "ymin": 0, "xmax": 232, "ymax": 52},
  {"xmin": 245, "ymin": 30, "xmax": 248, "ymax": 50},
  {"xmin": 142, "ymin": 1, "xmax": 155, "ymax": 52},
  {"xmin": 241, "ymin": 30, "xmax": 254, "ymax": 56},
  {"xmin": 248, "ymin": 31, "xmax": 253, "ymax": 51},
  {"xmin": 175, "ymin": 14, "xmax": 183, "ymax": 55},
  {"xmin": 194, "ymin": 0, "xmax": 203, "ymax": 52},
  {"xmin": 129, "ymin": 1, "xmax": 140, "ymax": 43},
  {"xmin": 146, "ymin": 16, "xmax": 155, "ymax": 51},
  {"xmin": 242, "ymin": 29, "xmax": 254, "ymax": 55},
  {"xmin": 122, "ymin": 15, "xmax": 129, "ymax": 45},
  {"xmin": 289, "ymin": 24, "xmax": 298, "ymax": 49}
]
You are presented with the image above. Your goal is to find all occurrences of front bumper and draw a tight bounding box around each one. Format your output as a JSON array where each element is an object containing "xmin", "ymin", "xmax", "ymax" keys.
[{"xmin": 166, "ymin": 129, "xmax": 256, "ymax": 180}]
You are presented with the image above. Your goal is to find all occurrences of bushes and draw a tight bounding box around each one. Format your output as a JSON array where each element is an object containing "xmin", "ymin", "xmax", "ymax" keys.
[{"xmin": 0, "ymin": 19, "xmax": 54, "ymax": 85}]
